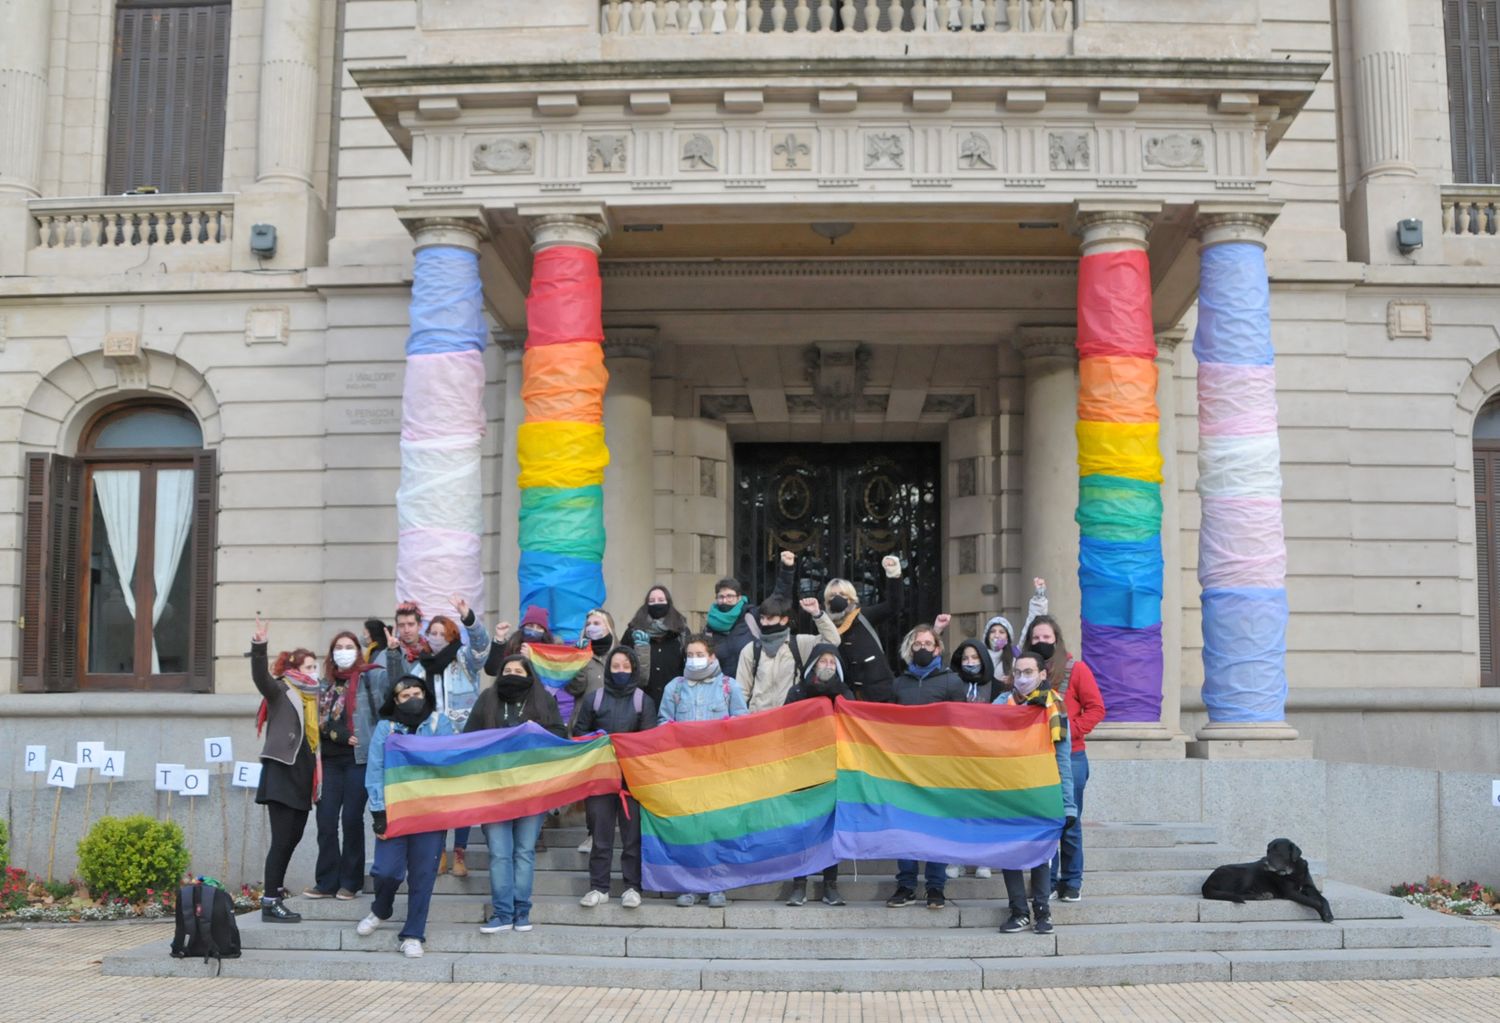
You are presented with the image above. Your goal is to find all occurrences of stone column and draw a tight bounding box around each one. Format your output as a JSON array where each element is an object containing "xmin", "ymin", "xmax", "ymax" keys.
[
  {"xmin": 603, "ymin": 327, "xmax": 658, "ymax": 615},
  {"xmin": 1155, "ymin": 327, "xmax": 1187, "ymax": 743},
  {"xmin": 1188, "ymin": 203, "xmax": 1311, "ymax": 759},
  {"xmin": 0, "ymin": 0, "xmax": 49, "ymax": 197},
  {"xmin": 1015, "ymin": 326, "xmax": 1082, "ymax": 650},
  {"xmin": 256, "ymin": 0, "xmax": 322, "ymax": 189},
  {"xmin": 497, "ymin": 329, "xmax": 526, "ymax": 621}
]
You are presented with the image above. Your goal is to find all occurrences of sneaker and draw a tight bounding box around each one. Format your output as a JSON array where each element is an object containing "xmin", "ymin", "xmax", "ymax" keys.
[
  {"xmin": 577, "ymin": 835, "xmax": 593, "ymax": 854},
  {"xmin": 675, "ymin": 893, "xmax": 699, "ymax": 907},
  {"xmin": 1048, "ymin": 886, "xmax": 1062, "ymax": 901},
  {"xmin": 885, "ymin": 887, "xmax": 916, "ymax": 908},
  {"xmin": 974, "ymin": 867, "xmax": 992, "ymax": 879},
  {"xmin": 785, "ymin": 880, "xmax": 807, "ymax": 907},
  {"xmin": 926, "ymin": 888, "xmax": 946, "ymax": 910},
  {"xmin": 356, "ymin": 912, "xmax": 383, "ymax": 936},
  {"xmin": 706, "ymin": 891, "xmax": 727, "ymax": 908},
  {"xmin": 579, "ymin": 889, "xmax": 609, "ymax": 908},
  {"xmin": 1033, "ymin": 915, "xmax": 1054, "ymax": 935},
  {"xmin": 621, "ymin": 888, "xmax": 642, "ymax": 909},
  {"xmin": 479, "ymin": 915, "xmax": 512, "ymax": 934},
  {"xmin": 261, "ymin": 898, "xmax": 302, "ymax": 924},
  {"xmin": 400, "ymin": 938, "xmax": 423, "ymax": 958},
  {"xmin": 944, "ymin": 864, "xmax": 962, "ymax": 879},
  {"xmin": 999, "ymin": 912, "xmax": 1031, "ymax": 933},
  {"xmin": 335, "ymin": 889, "xmax": 358, "ymax": 901},
  {"xmin": 301, "ymin": 887, "xmax": 332, "ymax": 899},
  {"xmin": 514, "ymin": 918, "xmax": 533, "ymax": 932},
  {"xmin": 451, "ymin": 849, "xmax": 469, "ymax": 877},
  {"xmin": 821, "ymin": 882, "xmax": 846, "ymax": 907},
  {"xmin": 1059, "ymin": 888, "xmax": 1081, "ymax": 903}
]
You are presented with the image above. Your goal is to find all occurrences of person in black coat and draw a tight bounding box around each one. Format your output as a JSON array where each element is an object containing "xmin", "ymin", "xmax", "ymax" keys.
[
  {"xmin": 782, "ymin": 642, "xmax": 853, "ymax": 908},
  {"xmin": 949, "ymin": 639, "xmax": 998, "ymax": 705},
  {"xmin": 572, "ymin": 645, "xmax": 656, "ymax": 909},
  {"xmin": 708, "ymin": 551, "xmax": 797, "ymax": 679},
  {"xmin": 823, "ymin": 555, "xmax": 906, "ymax": 703},
  {"xmin": 624, "ymin": 585, "xmax": 691, "ymax": 706}
]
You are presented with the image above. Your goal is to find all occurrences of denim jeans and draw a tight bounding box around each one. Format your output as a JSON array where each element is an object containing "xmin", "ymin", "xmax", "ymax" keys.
[
  {"xmin": 1050, "ymin": 750, "xmax": 1089, "ymax": 891},
  {"xmin": 314, "ymin": 757, "xmax": 367, "ymax": 894},
  {"xmin": 482, "ymin": 813, "xmax": 545, "ymax": 924},
  {"xmin": 449, "ymin": 826, "xmax": 470, "ymax": 852},
  {"xmin": 369, "ymin": 829, "xmax": 443, "ymax": 941},
  {"xmin": 896, "ymin": 860, "xmax": 948, "ymax": 893}
]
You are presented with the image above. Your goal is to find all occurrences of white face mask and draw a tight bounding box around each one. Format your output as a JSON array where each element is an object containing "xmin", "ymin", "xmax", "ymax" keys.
[
  {"xmin": 584, "ymin": 623, "xmax": 608, "ymax": 640},
  {"xmin": 685, "ymin": 656, "xmax": 709, "ymax": 673},
  {"xmin": 302, "ymin": 664, "xmax": 319, "ymax": 682},
  {"xmin": 332, "ymin": 649, "xmax": 357, "ymax": 670}
]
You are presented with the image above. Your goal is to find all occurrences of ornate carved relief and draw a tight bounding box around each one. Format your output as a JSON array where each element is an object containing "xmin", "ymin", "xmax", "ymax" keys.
[
  {"xmin": 680, "ymin": 133, "xmax": 718, "ymax": 171},
  {"xmin": 1142, "ymin": 133, "xmax": 1207, "ymax": 170},
  {"xmin": 958, "ymin": 132, "xmax": 996, "ymax": 170},
  {"xmin": 771, "ymin": 132, "xmax": 812, "ymax": 170},
  {"xmin": 699, "ymin": 394, "xmax": 753, "ymax": 420},
  {"xmin": 1048, "ymin": 131, "xmax": 1090, "ymax": 171},
  {"xmin": 805, "ymin": 342, "xmax": 873, "ymax": 421},
  {"xmin": 864, "ymin": 133, "xmax": 906, "ymax": 171},
  {"xmin": 587, "ymin": 134, "xmax": 628, "ymax": 173},
  {"xmin": 921, "ymin": 393, "xmax": 977, "ymax": 418},
  {"xmin": 471, "ymin": 137, "xmax": 535, "ymax": 175}
]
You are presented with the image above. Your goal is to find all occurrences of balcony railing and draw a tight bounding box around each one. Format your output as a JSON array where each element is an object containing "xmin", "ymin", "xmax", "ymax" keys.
[
  {"xmin": 600, "ymin": 0, "xmax": 1076, "ymax": 36},
  {"xmin": 31, "ymin": 194, "xmax": 234, "ymax": 250},
  {"xmin": 1441, "ymin": 185, "xmax": 1500, "ymax": 237}
]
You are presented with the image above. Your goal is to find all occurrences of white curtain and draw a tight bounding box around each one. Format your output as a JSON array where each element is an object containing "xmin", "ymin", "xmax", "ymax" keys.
[
  {"xmin": 151, "ymin": 469, "xmax": 195, "ymax": 674},
  {"xmin": 92, "ymin": 471, "xmax": 141, "ymax": 629}
]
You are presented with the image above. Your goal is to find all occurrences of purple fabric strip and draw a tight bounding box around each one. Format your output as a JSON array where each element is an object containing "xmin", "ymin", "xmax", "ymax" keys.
[
  {"xmin": 642, "ymin": 842, "xmax": 838, "ymax": 894},
  {"xmin": 1080, "ymin": 619, "xmax": 1164, "ymax": 723},
  {"xmin": 832, "ymin": 831, "xmax": 1058, "ymax": 871}
]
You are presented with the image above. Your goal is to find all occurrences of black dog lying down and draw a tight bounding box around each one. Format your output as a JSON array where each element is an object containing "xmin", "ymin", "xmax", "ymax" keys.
[{"xmin": 1201, "ymin": 838, "xmax": 1334, "ymax": 922}]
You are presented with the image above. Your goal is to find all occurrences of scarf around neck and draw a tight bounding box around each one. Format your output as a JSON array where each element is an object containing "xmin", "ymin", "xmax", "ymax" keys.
[
  {"xmin": 684, "ymin": 657, "xmax": 721, "ymax": 683},
  {"xmin": 1011, "ymin": 687, "xmax": 1066, "ymax": 745},
  {"xmin": 281, "ymin": 669, "xmax": 322, "ymax": 755},
  {"xmin": 398, "ymin": 636, "xmax": 432, "ymax": 664},
  {"xmin": 906, "ymin": 657, "xmax": 941, "ymax": 681},
  {"xmin": 321, "ymin": 662, "xmax": 377, "ymax": 733},
  {"xmin": 419, "ymin": 640, "xmax": 461, "ymax": 682},
  {"xmin": 706, "ymin": 597, "xmax": 747, "ymax": 635},
  {"xmin": 834, "ymin": 607, "xmax": 862, "ymax": 636}
]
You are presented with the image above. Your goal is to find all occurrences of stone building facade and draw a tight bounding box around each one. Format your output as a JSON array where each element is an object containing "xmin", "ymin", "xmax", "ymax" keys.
[{"xmin": 3, "ymin": 0, "xmax": 1500, "ymax": 858}]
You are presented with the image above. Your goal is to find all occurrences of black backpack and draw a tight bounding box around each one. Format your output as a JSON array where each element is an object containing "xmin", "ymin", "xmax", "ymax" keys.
[{"xmin": 170, "ymin": 882, "xmax": 241, "ymax": 969}]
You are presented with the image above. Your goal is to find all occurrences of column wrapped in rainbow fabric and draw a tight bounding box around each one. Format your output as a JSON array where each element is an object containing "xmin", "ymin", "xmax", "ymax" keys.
[
  {"xmin": 517, "ymin": 246, "xmax": 609, "ymax": 639},
  {"xmin": 1194, "ymin": 242, "xmax": 1289, "ymax": 721},
  {"xmin": 395, "ymin": 246, "xmax": 487, "ymax": 614},
  {"xmin": 1073, "ymin": 249, "xmax": 1164, "ymax": 722}
]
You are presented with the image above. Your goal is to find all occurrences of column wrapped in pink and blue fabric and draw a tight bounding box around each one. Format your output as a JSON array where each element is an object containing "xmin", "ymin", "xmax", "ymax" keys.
[
  {"xmin": 1193, "ymin": 241, "xmax": 1288, "ymax": 722},
  {"xmin": 396, "ymin": 245, "xmax": 487, "ymax": 614},
  {"xmin": 516, "ymin": 246, "xmax": 610, "ymax": 643},
  {"xmin": 1073, "ymin": 249, "xmax": 1164, "ymax": 722}
]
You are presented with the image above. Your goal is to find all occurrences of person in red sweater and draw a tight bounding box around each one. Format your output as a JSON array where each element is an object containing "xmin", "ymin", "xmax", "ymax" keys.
[{"xmin": 1020, "ymin": 614, "xmax": 1105, "ymax": 902}]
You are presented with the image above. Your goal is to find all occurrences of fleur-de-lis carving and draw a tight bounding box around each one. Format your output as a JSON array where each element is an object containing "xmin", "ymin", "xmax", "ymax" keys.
[{"xmin": 773, "ymin": 133, "xmax": 811, "ymax": 170}]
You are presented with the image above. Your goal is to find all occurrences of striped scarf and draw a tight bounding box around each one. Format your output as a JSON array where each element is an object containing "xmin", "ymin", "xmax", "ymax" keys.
[{"xmin": 1011, "ymin": 687, "xmax": 1066, "ymax": 746}]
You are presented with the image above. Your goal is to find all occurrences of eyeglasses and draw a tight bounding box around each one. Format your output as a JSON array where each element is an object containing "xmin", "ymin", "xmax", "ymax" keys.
[{"xmin": 1014, "ymin": 670, "xmax": 1040, "ymax": 681}]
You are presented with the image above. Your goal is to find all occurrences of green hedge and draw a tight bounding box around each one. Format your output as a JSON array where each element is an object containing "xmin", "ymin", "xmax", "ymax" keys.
[{"xmin": 76, "ymin": 816, "xmax": 190, "ymax": 902}]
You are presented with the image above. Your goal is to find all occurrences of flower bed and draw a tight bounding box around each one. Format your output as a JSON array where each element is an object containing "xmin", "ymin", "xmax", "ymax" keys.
[
  {"xmin": 1391, "ymin": 877, "xmax": 1500, "ymax": 917},
  {"xmin": 0, "ymin": 867, "xmax": 262, "ymax": 923}
]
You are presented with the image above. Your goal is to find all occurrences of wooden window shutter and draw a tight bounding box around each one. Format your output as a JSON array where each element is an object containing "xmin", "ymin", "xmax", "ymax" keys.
[
  {"xmin": 188, "ymin": 449, "xmax": 218, "ymax": 692},
  {"xmin": 21, "ymin": 454, "xmax": 85, "ymax": 693},
  {"xmin": 1445, "ymin": 0, "xmax": 1500, "ymax": 183},
  {"xmin": 105, "ymin": 2, "xmax": 231, "ymax": 195},
  {"xmin": 19, "ymin": 455, "xmax": 49, "ymax": 692}
]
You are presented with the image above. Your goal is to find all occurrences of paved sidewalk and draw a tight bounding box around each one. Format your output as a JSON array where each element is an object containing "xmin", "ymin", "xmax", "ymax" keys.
[{"xmin": 9, "ymin": 922, "xmax": 1498, "ymax": 1022}]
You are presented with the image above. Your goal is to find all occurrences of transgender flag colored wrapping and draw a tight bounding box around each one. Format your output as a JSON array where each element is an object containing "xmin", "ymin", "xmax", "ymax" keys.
[
  {"xmin": 1073, "ymin": 249, "xmax": 1163, "ymax": 722},
  {"xmin": 1193, "ymin": 242, "xmax": 1289, "ymax": 722},
  {"xmin": 517, "ymin": 246, "xmax": 609, "ymax": 640},
  {"xmin": 396, "ymin": 246, "xmax": 487, "ymax": 614}
]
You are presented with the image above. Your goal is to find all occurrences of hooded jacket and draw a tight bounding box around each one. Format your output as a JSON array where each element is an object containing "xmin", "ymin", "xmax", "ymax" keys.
[
  {"xmin": 891, "ymin": 660, "xmax": 968, "ymax": 706},
  {"xmin": 464, "ymin": 656, "xmax": 565, "ymax": 737},
  {"xmin": 571, "ymin": 646, "xmax": 658, "ymax": 736},
  {"xmin": 948, "ymin": 640, "xmax": 999, "ymax": 704},
  {"xmin": 783, "ymin": 642, "xmax": 854, "ymax": 704}
]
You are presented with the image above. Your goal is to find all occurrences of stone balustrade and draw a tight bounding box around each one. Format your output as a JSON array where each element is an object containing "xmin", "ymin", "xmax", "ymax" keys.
[
  {"xmin": 30, "ymin": 194, "xmax": 234, "ymax": 250},
  {"xmin": 1441, "ymin": 185, "xmax": 1500, "ymax": 237},
  {"xmin": 600, "ymin": 0, "xmax": 1075, "ymax": 36}
]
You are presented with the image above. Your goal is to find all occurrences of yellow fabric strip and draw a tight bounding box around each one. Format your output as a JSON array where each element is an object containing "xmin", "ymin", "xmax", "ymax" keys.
[
  {"xmin": 1076, "ymin": 419, "xmax": 1163, "ymax": 483},
  {"xmin": 516, "ymin": 421, "xmax": 610, "ymax": 489},
  {"xmin": 629, "ymin": 746, "xmax": 836, "ymax": 818},
  {"xmin": 836, "ymin": 742, "xmax": 1060, "ymax": 793}
]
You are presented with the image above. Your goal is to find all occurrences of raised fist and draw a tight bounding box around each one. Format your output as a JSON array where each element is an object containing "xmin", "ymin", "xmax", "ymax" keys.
[
  {"xmin": 881, "ymin": 555, "xmax": 902, "ymax": 578},
  {"xmin": 494, "ymin": 621, "xmax": 513, "ymax": 644},
  {"xmin": 1033, "ymin": 577, "xmax": 1047, "ymax": 595},
  {"xmin": 799, "ymin": 597, "xmax": 821, "ymax": 617},
  {"xmin": 781, "ymin": 550, "xmax": 796, "ymax": 568},
  {"xmin": 933, "ymin": 613, "xmax": 951, "ymax": 634}
]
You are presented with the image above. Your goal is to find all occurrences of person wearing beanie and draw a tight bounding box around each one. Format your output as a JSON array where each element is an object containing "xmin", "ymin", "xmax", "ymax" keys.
[{"xmin": 781, "ymin": 643, "xmax": 853, "ymax": 907}]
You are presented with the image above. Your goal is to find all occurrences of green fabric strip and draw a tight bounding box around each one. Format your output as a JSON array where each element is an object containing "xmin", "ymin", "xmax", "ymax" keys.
[
  {"xmin": 518, "ymin": 485, "xmax": 606, "ymax": 561},
  {"xmin": 1076, "ymin": 473, "xmax": 1163, "ymax": 542},
  {"xmin": 385, "ymin": 741, "xmax": 600, "ymax": 785},
  {"xmin": 642, "ymin": 784, "xmax": 835, "ymax": 846},
  {"xmin": 836, "ymin": 770, "xmax": 1064, "ymax": 820}
]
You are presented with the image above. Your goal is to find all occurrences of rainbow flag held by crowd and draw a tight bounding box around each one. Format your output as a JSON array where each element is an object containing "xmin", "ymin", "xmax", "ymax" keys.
[
  {"xmin": 834, "ymin": 700, "xmax": 1065, "ymax": 869},
  {"xmin": 381, "ymin": 722, "xmax": 619, "ymax": 838},
  {"xmin": 525, "ymin": 641, "xmax": 594, "ymax": 690},
  {"xmin": 612, "ymin": 699, "xmax": 839, "ymax": 893}
]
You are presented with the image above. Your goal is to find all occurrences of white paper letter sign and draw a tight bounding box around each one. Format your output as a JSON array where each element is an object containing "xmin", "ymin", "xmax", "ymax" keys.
[
  {"xmin": 204, "ymin": 736, "xmax": 233, "ymax": 764},
  {"xmin": 47, "ymin": 760, "xmax": 78, "ymax": 789},
  {"xmin": 231, "ymin": 761, "xmax": 263, "ymax": 789},
  {"xmin": 178, "ymin": 769, "xmax": 209, "ymax": 796},
  {"xmin": 155, "ymin": 763, "xmax": 185, "ymax": 792},
  {"xmin": 24, "ymin": 745, "xmax": 47, "ymax": 773},
  {"xmin": 1492, "ymin": 780, "xmax": 1500, "ymax": 808},
  {"xmin": 99, "ymin": 751, "xmax": 126, "ymax": 778},
  {"xmin": 76, "ymin": 741, "xmax": 105, "ymax": 769}
]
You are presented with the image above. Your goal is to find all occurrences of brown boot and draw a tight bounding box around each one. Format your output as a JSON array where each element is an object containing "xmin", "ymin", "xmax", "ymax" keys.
[
  {"xmin": 452, "ymin": 849, "xmax": 469, "ymax": 877},
  {"xmin": 438, "ymin": 850, "xmax": 449, "ymax": 875}
]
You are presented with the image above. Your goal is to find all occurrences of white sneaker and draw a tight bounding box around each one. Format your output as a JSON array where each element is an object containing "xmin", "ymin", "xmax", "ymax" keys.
[
  {"xmin": 975, "ymin": 867, "xmax": 992, "ymax": 879},
  {"xmin": 399, "ymin": 938, "xmax": 423, "ymax": 959},
  {"xmin": 579, "ymin": 889, "xmax": 609, "ymax": 908},
  {"xmin": 621, "ymin": 888, "xmax": 642, "ymax": 909},
  {"xmin": 945, "ymin": 864, "xmax": 962, "ymax": 879},
  {"xmin": 356, "ymin": 913, "xmax": 382, "ymax": 936},
  {"xmin": 577, "ymin": 836, "xmax": 593, "ymax": 854}
]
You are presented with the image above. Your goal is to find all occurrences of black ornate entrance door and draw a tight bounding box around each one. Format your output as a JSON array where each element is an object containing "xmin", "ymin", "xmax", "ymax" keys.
[{"xmin": 733, "ymin": 444, "xmax": 941, "ymax": 664}]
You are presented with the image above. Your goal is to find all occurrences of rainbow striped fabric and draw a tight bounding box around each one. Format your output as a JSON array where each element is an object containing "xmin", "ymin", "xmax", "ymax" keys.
[
  {"xmin": 381, "ymin": 722, "xmax": 619, "ymax": 838},
  {"xmin": 525, "ymin": 641, "xmax": 594, "ymax": 690},
  {"xmin": 611, "ymin": 700, "xmax": 839, "ymax": 893},
  {"xmin": 834, "ymin": 699, "xmax": 1065, "ymax": 869},
  {"xmin": 1074, "ymin": 248, "xmax": 1164, "ymax": 722}
]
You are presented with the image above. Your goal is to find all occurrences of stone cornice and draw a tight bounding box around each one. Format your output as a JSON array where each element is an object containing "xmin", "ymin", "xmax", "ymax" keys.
[
  {"xmin": 1013, "ymin": 325, "xmax": 1078, "ymax": 363},
  {"xmin": 599, "ymin": 259, "xmax": 1077, "ymax": 280},
  {"xmin": 603, "ymin": 325, "xmax": 658, "ymax": 360}
]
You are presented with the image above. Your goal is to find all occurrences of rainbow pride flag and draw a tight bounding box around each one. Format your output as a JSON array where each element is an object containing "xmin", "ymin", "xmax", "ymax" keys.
[
  {"xmin": 381, "ymin": 722, "xmax": 619, "ymax": 838},
  {"xmin": 834, "ymin": 700, "xmax": 1065, "ymax": 869},
  {"xmin": 612, "ymin": 699, "xmax": 839, "ymax": 893},
  {"xmin": 525, "ymin": 641, "xmax": 593, "ymax": 689}
]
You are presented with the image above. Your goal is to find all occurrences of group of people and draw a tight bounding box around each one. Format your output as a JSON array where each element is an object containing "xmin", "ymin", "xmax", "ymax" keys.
[{"xmin": 247, "ymin": 551, "xmax": 1104, "ymax": 958}]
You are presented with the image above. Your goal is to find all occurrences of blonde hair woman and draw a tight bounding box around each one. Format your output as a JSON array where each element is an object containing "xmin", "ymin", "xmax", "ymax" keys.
[{"xmin": 821, "ymin": 555, "xmax": 905, "ymax": 702}]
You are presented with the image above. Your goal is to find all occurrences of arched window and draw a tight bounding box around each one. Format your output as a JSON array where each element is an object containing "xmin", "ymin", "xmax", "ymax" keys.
[
  {"xmin": 21, "ymin": 401, "xmax": 217, "ymax": 692},
  {"xmin": 1473, "ymin": 396, "xmax": 1500, "ymax": 686}
]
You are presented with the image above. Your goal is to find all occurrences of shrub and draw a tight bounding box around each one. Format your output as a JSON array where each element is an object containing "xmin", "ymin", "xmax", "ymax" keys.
[
  {"xmin": 0, "ymin": 817, "xmax": 8, "ymax": 871},
  {"xmin": 76, "ymin": 816, "xmax": 190, "ymax": 903},
  {"xmin": 1, "ymin": 867, "xmax": 28, "ymax": 913}
]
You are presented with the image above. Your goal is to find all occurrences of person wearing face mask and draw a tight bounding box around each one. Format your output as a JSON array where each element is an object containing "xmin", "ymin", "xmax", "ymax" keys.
[
  {"xmin": 822, "ymin": 554, "xmax": 906, "ymax": 703},
  {"xmin": 571, "ymin": 646, "xmax": 657, "ymax": 910},
  {"xmin": 465, "ymin": 655, "xmax": 563, "ymax": 934},
  {"xmin": 885, "ymin": 623, "xmax": 967, "ymax": 911},
  {"xmin": 1019, "ymin": 613, "xmax": 1104, "ymax": 904},
  {"xmin": 356, "ymin": 675, "xmax": 454, "ymax": 959},
  {"xmin": 781, "ymin": 643, "xmax": 853, "ymax": 907},
  {"xmin": 736, "ymin": 593, "xmax": 840, "ymax": 713},
  {"xmin": 995, "ymin": 651, "xmax": 1077, "ymax": 936},
  {"xmin": 708, "ymin": 550, "xmax": 798, "ymax": 676},
  {"xmin": 938, "ymin": 636, "xmax": 1000, "ymax": 883},
  {"xmin": 657, "ymin": 635, "xmax": 748, "ymax": 908},
  {"xmin": 566, "ymin": 608, "xmax": 619, "ymax": 732},
  {"xmin": 625, "ymin": 585, "xmax": 691, "ymax": 707},
  {"xmin": 302, "ymin": 631, "xmax": 388, "ymax": 901},
  {"xmin": 248, "ymin": 618, "xmax": 321, "ymax": 923}
]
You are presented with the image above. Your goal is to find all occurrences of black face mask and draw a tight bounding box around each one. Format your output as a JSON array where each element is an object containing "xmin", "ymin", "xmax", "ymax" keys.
[
  {"xmin": 759, "ymin": 621, "xmax": 789, "ymax": 636},
  {"xmin": 606, "ymin": 670, "xmax": 635, "ymax": 693},
  {"xmin": 716, "ymin": 598, "xmax": 740, "ymax": 610},
  {"xmin": 827, "ymin": 596, "xmax": 849, "ymax": 614},
  {"xmin": 394, "ymin": 696, "xmax": 428, "ymax": 729},
  {"xmin": 590, "ymin": 636, "xmax": 612, "ymax": 656},
  {"xmin": 496, "ymin": 673, "xmax": 531, "ymax": 700},
  {"xmin": 910, "ymin": 648, "xmax": 935, "ymax": 668},
  {"xmin": 1029, "ymin": 641, "xmax": 1056, "ymax": 663},
  {"xmin": 646, "ymin": 603, "xmax": 669, "ymax": 620}
]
